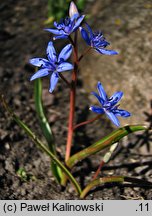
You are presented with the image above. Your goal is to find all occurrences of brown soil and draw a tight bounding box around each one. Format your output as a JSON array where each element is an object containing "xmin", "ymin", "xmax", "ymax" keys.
[{"xmin": 0, "ymin": 0, "xmax": 152, "ymax": 200}]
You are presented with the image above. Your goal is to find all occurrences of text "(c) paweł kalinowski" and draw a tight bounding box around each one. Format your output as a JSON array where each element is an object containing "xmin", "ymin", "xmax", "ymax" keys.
[{"xmin": 20, "ymin": 202, "xmax": 104, "ymax": 212}]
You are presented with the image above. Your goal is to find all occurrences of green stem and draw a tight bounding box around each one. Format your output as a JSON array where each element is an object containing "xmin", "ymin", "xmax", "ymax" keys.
[
  {"xmin": 34, "ymin": 78, "xmax": 62, "ymax": 183},
  {"xmin": 0, "ymin": 94, "xmax": 82, "ymax": 195}
]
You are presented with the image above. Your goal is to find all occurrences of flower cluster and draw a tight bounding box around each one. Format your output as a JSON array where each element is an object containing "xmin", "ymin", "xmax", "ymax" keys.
[{"xmin": 29, "ymin": 1, "xmax": 130, "ymax": 127}]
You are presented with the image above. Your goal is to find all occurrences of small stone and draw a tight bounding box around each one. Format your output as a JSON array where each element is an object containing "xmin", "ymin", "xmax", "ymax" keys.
[{"xmin": 4, "ymin": 143, "xmax": 10, "ymax": 150}]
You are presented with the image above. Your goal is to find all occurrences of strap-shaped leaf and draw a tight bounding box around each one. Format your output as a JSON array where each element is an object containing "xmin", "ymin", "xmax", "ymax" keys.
[
  {"xmin": 80, "ymin": 176, "xmax": 152, "ymax": 198},
  {"xmin": 0, "ymin": 94, "xmax": 82, "ymax": 195},
  {"xmin": 67, "ymin": 125, "xmax": 149, "ymax": 169},
  {"xmin": 34, "ymin": 78, "xmax": 62, "ymax": 183}
]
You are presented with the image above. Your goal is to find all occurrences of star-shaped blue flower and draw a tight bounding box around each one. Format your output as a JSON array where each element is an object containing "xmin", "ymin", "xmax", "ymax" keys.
[
  {"xmin": 29, "ymin": 41, "xmax": 73, "ymax": 93},
  {"xmin": 90, "ymin": 82, "xmax": 131, "ymax": 126},
  {"xmin": 45, "ymin": 14, "xmax": 85, "ymax": 40},
  {"xmin": 80, "ymin": 23, "xmax": 118, "ymax": 55}
]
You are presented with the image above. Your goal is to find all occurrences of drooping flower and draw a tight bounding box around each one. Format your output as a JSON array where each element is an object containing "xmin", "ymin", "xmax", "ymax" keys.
[
  {"xmin": 29, "ymin": 41, "xmax": 73, "ymax": 93},
  {"xmin": 90, "ymin": 82, "xmax": 131, "ymax": 126},
  {"xmin": 45, "ymin": 13, "xmax": 85, "ymax": 40},
  {"xmin": 80, "ymin": 23, "xmax": 118, "ymax": 55}
]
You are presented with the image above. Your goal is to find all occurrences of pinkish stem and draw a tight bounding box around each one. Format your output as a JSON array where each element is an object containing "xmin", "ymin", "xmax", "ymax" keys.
[
  {"xmin": 92, "ymin": 160, "xmax": 105, "ymax": 180},
  {"xmin": 65, "ymin": 36, "xmax": 79, "ymax": 162},
  {"xmin": 73, "ymin": 114, "xmax": 102, "ymax": 130}
]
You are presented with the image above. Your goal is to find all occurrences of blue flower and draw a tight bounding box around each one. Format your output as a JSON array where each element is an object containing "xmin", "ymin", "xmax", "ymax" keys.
[
  {"xmin": 90, "ymin": 82, "xmax": 131, "ymax": 126},
  {"xmin": 80, "ymin": 23, "xmax": 118, "ymax": 55},
  {"xmin": 45, "ymin": 14, "xmax": 85, "ymax": 40},
  {"xmin": 29, "ymin": 41, "xmax": 73, "ymax": 93}
]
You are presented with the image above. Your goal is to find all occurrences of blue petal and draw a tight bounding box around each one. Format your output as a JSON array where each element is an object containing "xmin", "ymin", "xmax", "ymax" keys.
[
  {"xmin": 57, "ymin": 62, "xmax": 73, "ymax": 72},
  {"xmin": 90, "ymin": 106, "xmax": 104, "ymax": 114},
  {"xmin": 49, "ymin": 73, "xmax": 59, "ymax": 93},
  {"xmin": 58, "ymin": 44, "xmax": 73, "ymax": 62},
  {"xmin": 44, "ymin": 28, "xmax": 61, "ymax": 35},
  {"xmin": 96, "ymin": 48, "xmax": 118, "ymax": 55},
  {"xmin": 85, "ymin": 23, "xmax": 93, "ymax": 38},
  {"xmin": 97, "ymin": 82, "xmax": 107, "ymax": 101},
  {"xmin": 30, "ymin": 68, "xmax": 49, "ymax": 81},
  {"xmin": 29, "ymin": 58, "xmax": 50, "ymax": 67},
  {"xmin": 105, "ymin": 111, "xmax": 120, "ymax": 127},
  {"xmin": 71, "ymin": 13, "xmax": 79, "ymax": 22},
  {"xmin": 46, "ymin": 41, "xmax": 57, "ymax": 62},
  {"xmin": 109, "ymin": 91, "xmax": 123, "ymax": 106},
  {"xmin": 80, "ymin": 27, "xmax": 91, "ymax": 46},
  {"xmin": 91, "ymin": 91, "xmax": 104, "ymax": 105},
  {"xmin": 53, "ymin": 34, "xmax": 68, "ymax": 40},
  {"xmin": 113, "ymin": 109, "xmax": 131, "ymax": 118},
  {"xmin": 73, "ymin": 15, "xmax": 85, "ymax": 32}
]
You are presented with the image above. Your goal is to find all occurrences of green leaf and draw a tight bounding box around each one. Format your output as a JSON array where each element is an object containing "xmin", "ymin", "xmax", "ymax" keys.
[
  {"xmin": 80, "ymin": 176, "xmax": 124, "ymax": 198},
  {"xmin": 80, "ymin": 176, "xmax": 152, "ymax": 198},
  {"xmin": 67, "ymin": 125, "xmax": 149, "ymax": 169},
  {"xmin": 34, "ymin": 79, "xmax": 62, "ymax": 183},
  {"xmin": 0, "ymin": 94, "xmax": 82, "ymax": 195}
]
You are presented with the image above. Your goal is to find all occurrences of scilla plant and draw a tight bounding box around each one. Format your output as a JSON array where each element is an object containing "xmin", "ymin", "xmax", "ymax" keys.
[{"xmin": 0, "ymin": 2, "xmax": 151, "ymax": 198}]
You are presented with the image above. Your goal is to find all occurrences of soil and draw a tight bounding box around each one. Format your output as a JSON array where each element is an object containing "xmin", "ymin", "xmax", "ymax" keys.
[{"xmin": 0, "ymin": 0, "xmax": 152, "ymax": 200}]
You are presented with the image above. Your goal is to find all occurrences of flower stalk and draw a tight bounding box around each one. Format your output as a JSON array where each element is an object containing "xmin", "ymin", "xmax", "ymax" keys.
[
  {"xmin": 65, "ymin": 35, "xmax": 79, "ymax": 162},
  {"xmin": 73, "ymin": 114, "xmax": 102, "ymax": 130}
]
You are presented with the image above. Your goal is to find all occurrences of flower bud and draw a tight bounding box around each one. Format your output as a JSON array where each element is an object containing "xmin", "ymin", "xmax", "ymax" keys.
[{"xmin": 69, "ymin": 1, "xmax": 79, "ymax": 17}]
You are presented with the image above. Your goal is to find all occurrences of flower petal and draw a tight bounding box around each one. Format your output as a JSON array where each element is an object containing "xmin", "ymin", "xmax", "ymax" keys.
[
  {"xmin": 80, "ymin": 27, "xmax": 91, "ymax": 46},
  {"xmin": 73, "ymin": 15, "xmax": 85, "ymax": 32},
  {"xmin": 49, "ymin": 72, "xmax": 59, "ymax": 93},
  {"xmin": 89, "ymin": 106, "xmax": 104, "ymax": 114},
  {"xmin": 109, "ymin": 91, "xmax": 123, "ymax": 106},
  {"xmin": 44, "ymin": 28, "xmax": 61, "ymax": 35},
  {"xmin": 96, "ymin": 48, "xmax": 118, "ymax": 55},
  {"xmin": 29, "ymin": 58, "xmax": 50, "ymax": 67},
  {"xmin": 105, "ymin": 111, "xmax": 120, "ymax": 127},
  {"xmin": 85, "ymin": 23, "xmax": 93, "ymax": 38},
  {"xmin": 69, "ymin": 2, "xmax": 79, "ymax": 17},
  {"xmin": 71, "ymin": 13, "xmax": 79, "ymax": 22},
  {"xmin": 57, "ymin": 62, "xmax": 73, "ymax": 72},
  {"xmin": 58, "ymin": 44, "xmax": 73, "ymax": 62},
  {"xmin": 46, "ymin": 41, "xmax": 57, "ymax": 62},
  {"xmin": 97, "ymin": 82, "xmax": 107, "ymax": 101},
  {"xmin": 30, "ymin": 68, "xmax": 49, "ymax": 81},
  {"xmin": 91, "ymin": 91, "xmax": 104, "ymax": 105},
  {"xmin": 113, "ymin": 109, "xmax": 131, "ymax": 118},
  {"xmin": 53, "ymin": 34, "xmax": 68, "ymax": 40}
]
